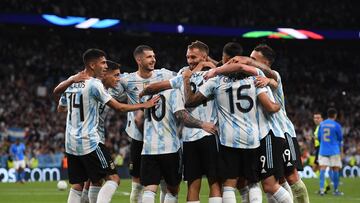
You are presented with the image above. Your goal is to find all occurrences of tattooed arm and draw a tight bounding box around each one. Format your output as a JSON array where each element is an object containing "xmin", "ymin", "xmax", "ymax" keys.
[{"xmin": 175, "ymin": 110, "xmax": 217, "ymax": 135}]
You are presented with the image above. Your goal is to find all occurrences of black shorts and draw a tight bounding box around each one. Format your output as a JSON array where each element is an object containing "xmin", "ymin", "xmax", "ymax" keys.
[
  {"xmin": 140, "ymin": 150, "xmax": 182, "ymax": 187},
  {"xmin": 314, "ymin": 146, "xmax": 320, "ymax": 165},
  {"xmin": 129, "ymin": 138, "xmax": 143, "ymax": 177},
  {"xmin": 67, "ymin": 143, "xmax": 117, "ymax": 184},
  {"xmin": 258, "ymin": 131, "xmax": 285, "ymax": 180},
  {"xmin": 283, "ymin": 133, "xmax": 304, "ymax": 173},
  {"xmin": 218, "ymin": 144, "xmax": 259, "ymax": 184},
  {"xmin": 183, "ymin": 135, "xmax": 219, "ymax": 182}
]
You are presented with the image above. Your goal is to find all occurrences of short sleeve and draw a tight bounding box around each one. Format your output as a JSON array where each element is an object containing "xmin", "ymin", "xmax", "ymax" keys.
[
  {"xmin": 199, "ymin": 77, "xmax": 218, "ymax": 98},
  {"xmin": 59, "ymin": 93, "xmax": 67, "ymax": 107},
  {"xmin": 171, "ymin": 89, "xmax": 185, "ymax": 113},
  {"xmin": 169, "ymin": 75, "xmax": 184, "ymax": 89},
  {"xmin": 109, "ymin": 82, "xmax": 126, "ymax": 102},
  {"xmin": 90, "ymin": 80, "xmax": 112, "ymax": 104}
]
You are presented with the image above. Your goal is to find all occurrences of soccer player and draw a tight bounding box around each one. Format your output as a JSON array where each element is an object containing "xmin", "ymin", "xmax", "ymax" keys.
[
  {"xmin": 140, "ymin": 41, "xmax": 223, "ymax": 203},
  {"xmin": 57, "ymin": 49, "xmax": 159, "ymax": 203},
  {"xmin": 183, "ymin": 65, "xmax": 292, "ymax": 203},
  {"xmin": 55, "ymin": 60, "xmax": 123, "ymax": 203},
  {"xmin": 138, "ymin": 88, "xmax": 217, "ymax": 203},
  {"xmin": 313, "ymin": 112, "xmax": 331, "ymax": 194},
  {"xmin": 10, "ymin": 138, "xmax": 26, "ymax": 183},
  {"xmin": 109, "ymin": 45, "xmax": 177, "ymax": 203},
  {"xmin": 318, "ymin": 108, "xmax": 343, "ymax": 196},
  {"xmin": 205, "ymin": 44, "xmax": 310, "ymax": 203},
  {"xmin": 250, "ymin": 45, "xmax": 309, "ymax": 203}
]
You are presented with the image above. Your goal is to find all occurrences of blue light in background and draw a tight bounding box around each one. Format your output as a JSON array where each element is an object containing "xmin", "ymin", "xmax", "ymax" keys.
[
  {"xmin": 91, "ymin": 19, "xmax": 120, "ymax": 28},
  {"xmin": 42, "ymin": 14, "xmax": 85, "ymax": 26}
]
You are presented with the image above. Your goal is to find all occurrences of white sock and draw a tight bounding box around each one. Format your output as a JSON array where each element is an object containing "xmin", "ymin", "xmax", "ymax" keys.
[
  {"xmin": 81, "ymin": 188, "xmax": 89, "ymax": 203},
  {"xmin": 164, "ymin": 193, "xmax": 178, "ymax": 203},
  {"xmin": 281, "ymin": 182, "xmax": 293, "ymax": 201},
  {"xmin": 159, "ymin": 179, "xmax": 167, "ymax": 203},
  {"xmin": 272, "ymin": 187, "xmax": 292, "ymax": 203},
  {"xmin": 265, "ymin": 193, "xmax": 277, "ymax": 203},
  {"xmin": 88, "ymin": 186, "xmax": 101, "ymax": 203},
  {"xmin": 97, "ymin": 180, "xmax": 118, "ymax": 203},
  {"xmin": 239, "ymin": 186, "xmax": 249, "ymax": 203},
  {"xmin": 208, "ymin": 197, "xmax": 222, "ymax": 203},
  {"xmin": 68, "ymin": 188, "xmax": 82, "ymax": 203},
  {"xmin": 142, "ymin": 190, "xmax": 156, "ymax": 203},
  {"xmin": 249, "ymin": 183, "xmax": 262, "ymax": 203},
  {"xmin": 130, "ymin": 182, "xmax": 144, "ymax": 203},
  {"xmin": 222, "ymin": 186, "xmax": 236, "ymax": 203},
  {"xmin": 187, "ymin": 201, "xmax": 200, "ymax": 203}
]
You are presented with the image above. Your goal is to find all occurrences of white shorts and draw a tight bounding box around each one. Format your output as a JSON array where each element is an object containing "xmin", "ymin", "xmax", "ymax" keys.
[
  {"xmin": 318, "ymin": 155, "xmax": 342, "ymax": 168},
  {"xmin": 14, "ymin": 160, "xmax": 26, "ymax": 170}
]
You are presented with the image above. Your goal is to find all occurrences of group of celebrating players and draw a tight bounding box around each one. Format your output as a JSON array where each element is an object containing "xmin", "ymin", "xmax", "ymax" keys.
[{"xmin": 54, "ymin": 40, "xmax": 311, "ymax": 203}]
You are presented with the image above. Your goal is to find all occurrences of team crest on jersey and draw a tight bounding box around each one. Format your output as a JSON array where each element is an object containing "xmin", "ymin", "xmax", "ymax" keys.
[
  {"xmin": 129, "ymin": 163, "xmax": 133, "ymax": 170},
  {"xmin": 143, "ymin": 81, "xmax": 150, "ymax": 89}
]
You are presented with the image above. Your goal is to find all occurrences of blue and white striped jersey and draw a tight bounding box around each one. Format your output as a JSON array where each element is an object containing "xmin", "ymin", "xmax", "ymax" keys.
[
  {"xmin": 271, "ymin": 71, "xmax": 296, "ymax": 138},
  {"xmin": 141, "ymin": 89, "xmax": 184, "ymax": 155},
  {"xmin": 169, "ymin": 66, "xmax": 218, "ymax": 142},
  {"xmin": 59, "ymin": 78, "xmax": 112, "ymax": 156},
  {"xmin": 199, "ymin": 75, "xmax": 267, "ymax": 149},
  {"xmin": 110, "ymin": 68, "xmax": 176, "ymax": 141},
  {"xmin": 256, "ymin": 70, "xmax": 285, "ymax": 139}
]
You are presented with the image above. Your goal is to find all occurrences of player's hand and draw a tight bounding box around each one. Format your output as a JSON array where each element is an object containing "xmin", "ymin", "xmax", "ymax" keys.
[
  {"xmin": 69, "ymin": 71, "xmax": 90, "ymax": 83},
  {"xmin": 193, "ymin": 61, "xmax": 217, "ymax": 72},
  {"xmin": 203, "ymin": 68, "xmax": 217, "ymax": 80},
  {"xmin": 182, "ymin": 69, "xmax": 193, "ymax": 78},
  {"xmin": 143, "ymin": 95, "xmax": 160, "ymax": 109},
  {"xmin": 201, "ymin": 122, "xmax": 218, "ymax": 135},
  {"xmin": 255, "ymin": 76, "xmax": 270, "ymax": 87},
  {"xmin": 227, "ymin": 56, "xmax": 251, "ymax": 64}
]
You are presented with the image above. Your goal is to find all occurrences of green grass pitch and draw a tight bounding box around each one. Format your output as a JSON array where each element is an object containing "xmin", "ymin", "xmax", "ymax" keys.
[{"xmin": 0, "ymin": 178, "xmax": 359, "ymax": 202}]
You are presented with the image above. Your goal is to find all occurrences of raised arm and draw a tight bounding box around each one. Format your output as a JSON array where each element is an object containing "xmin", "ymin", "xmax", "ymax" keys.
[
  {"xmin": 257, "ymin": 92, "xmax": 280, "ymax": 113},
  {"xmin": 175, "ymin": 110, "xmax": 217, "ymax": 135},
  {"xmin": 106, "ymin": 96, "xmax": 160, "ymax": 112},
  {"xmin": 53, "ymin": 71, "xmax": 89, "ymax": 95},
  {"xmin": 139, "ymin": 80, "xmax": 172, "ymax": 98},
  {"xmin": 204, "ymin": 62, "xmax": 258, "ymax": 80},
  {"xmin": 182, "ymin": 70, "xmax": 208, "ymax": 108}
]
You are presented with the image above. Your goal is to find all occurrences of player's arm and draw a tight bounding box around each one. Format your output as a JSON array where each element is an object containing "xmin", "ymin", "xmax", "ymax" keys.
[
  {"xmin": 134, "ymin": 110, "xmax": 144, "ymax": 134},
  {"xmin": 175, "ymin": 110, "xmax": 217, "ymax": 135},
  {"xmin": 53, "ymin": 71, "xmax": 89, "ymax": 95},
  {"xmin": 204, "ymin": 62, "xmax": 258, "ymax": 80},
  {"xmin": 57, "ymin": 105, "xmax": 67, "ymax": 113},
  {"xmin": 106, "ymin": 96, "xmax": 160, "ymax": 112},
  {"xmin": 257, "ymin": 92, "xmax": 280, "ymax": 113},
  {"xmin": 182, "ymin": 70, "xmax": 208, "ymax": 108},
  {"xmin": 255, "ymin": 76, "xmax": 279, "ymax": 89},
  {"xmin": 139, "ymin": 80, "xmax": 172, "ymax": 98},
  {"xmin": 248, "ymin": 59, "xmax": 278, "ymax": 81}
]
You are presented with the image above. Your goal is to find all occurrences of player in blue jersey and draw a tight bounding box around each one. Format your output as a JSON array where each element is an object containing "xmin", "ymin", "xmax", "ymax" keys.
[
  {"xmin": 10, "ymin": 138, "xmax": 26, "ymax": 183},
  {"xmin": 318, "ymin": 108, "xmax": 343, "ymax": 196},
  {"xmin": 57, "ymin": 49, "xmax": 159, "ymax": 203}
]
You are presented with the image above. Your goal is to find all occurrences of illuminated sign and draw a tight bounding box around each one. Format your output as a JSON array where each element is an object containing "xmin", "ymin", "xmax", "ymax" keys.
[
  {"xmin": 42, "ymin": 14, "xmax": 120, "ymax": 29},
  {"xmin": 243, "ymin": 28, "xmax": 324, "ymax": 40},
  {"xmin": 0, "ymin": 13, "xmax": 358, "ymax": 39}
]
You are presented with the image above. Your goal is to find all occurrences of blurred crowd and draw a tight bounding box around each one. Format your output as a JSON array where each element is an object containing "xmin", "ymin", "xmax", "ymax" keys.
[
  {"xmin": 1, "ymin": 0, "xmax": 358, "ymax": 29},
  {"xmin": 0, "ymin": 27, "xmax": 360, "ymax": 171}
]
